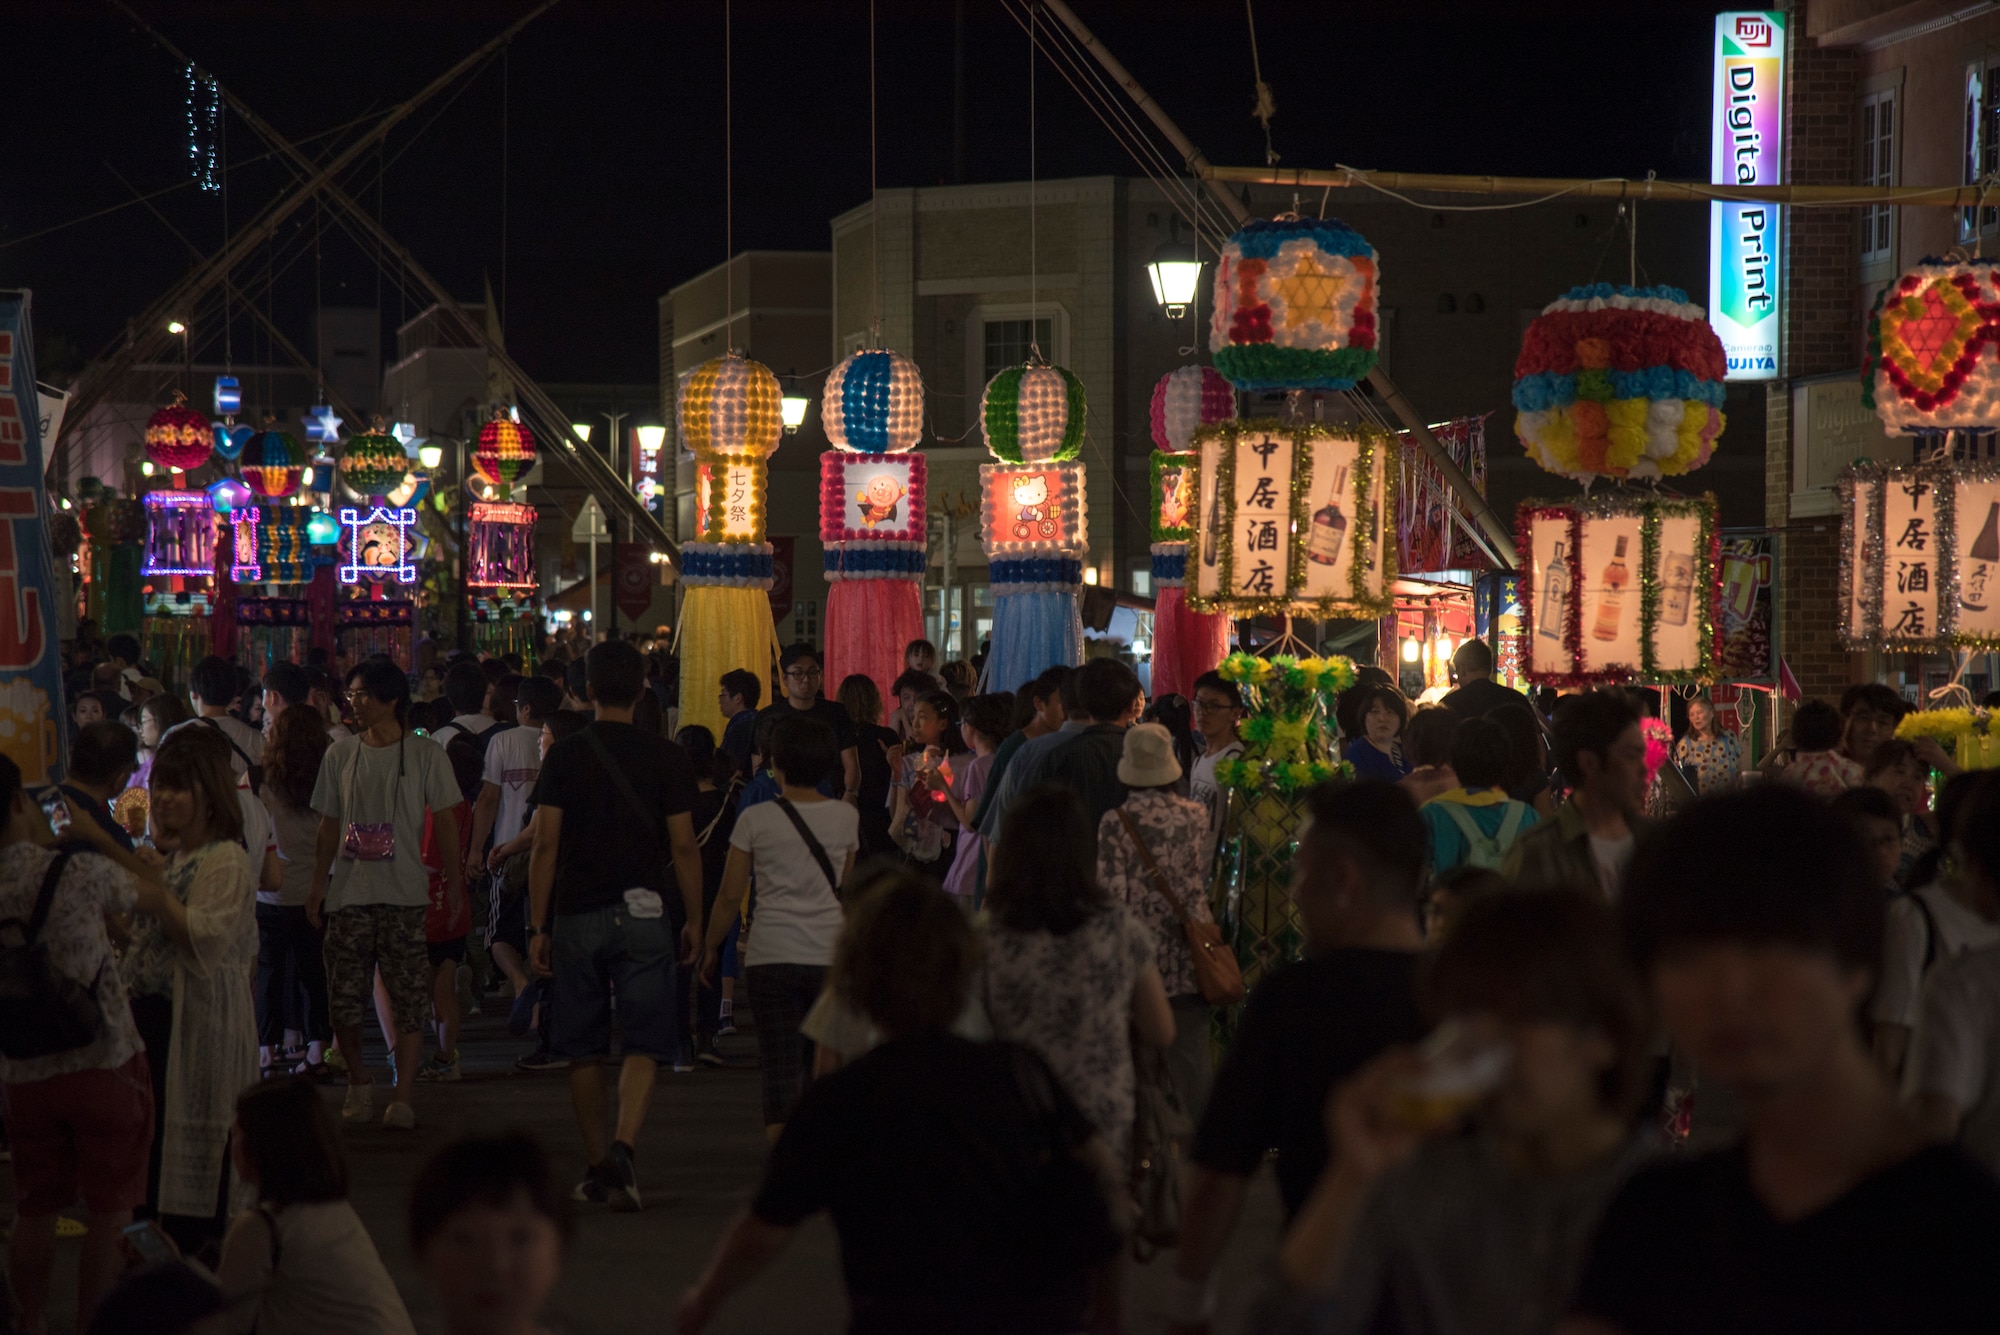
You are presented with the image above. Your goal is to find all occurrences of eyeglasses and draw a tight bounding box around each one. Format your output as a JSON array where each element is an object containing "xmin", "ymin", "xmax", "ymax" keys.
[
  {"xmin": 784, "ymin": 667, "xmax": 822, "ymax": 680},
  {"xmin": 1192, "ymin": 697, "xmax": 1240, "ymax": 713}
]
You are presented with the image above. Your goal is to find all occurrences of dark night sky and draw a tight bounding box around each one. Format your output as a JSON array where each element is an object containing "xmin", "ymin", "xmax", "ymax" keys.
[{"xmin": 1, "ymin": 1, "xmax": 1726, "ymax": 388}]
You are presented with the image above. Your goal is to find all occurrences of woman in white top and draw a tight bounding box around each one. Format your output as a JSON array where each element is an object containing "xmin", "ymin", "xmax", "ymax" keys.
[
  {"xmin": 255, "ymin": 704, "xmax": 336, "ymax": 1078},
  {"xmin": 701, "ymin": 713, "xmax": 859, "ymax": 1141},
  {"xmin": 216, "ymin": 1075, "xmax": 415, "ymax": 1334}
]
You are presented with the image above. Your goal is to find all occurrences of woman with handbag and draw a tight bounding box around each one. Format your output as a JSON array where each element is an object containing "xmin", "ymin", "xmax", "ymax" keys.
[{"xmin": 1095, "ymin": 723, "xmax": 1241, "ymax": 1122}]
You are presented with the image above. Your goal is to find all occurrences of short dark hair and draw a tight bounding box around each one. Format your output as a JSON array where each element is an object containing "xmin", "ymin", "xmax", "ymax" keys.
[
  {"xmin": 1405, "ymin": 705, "xmax": 1460, "ymax": 769},
  {"xmin": 1058, "ymin": 664, "xmax": 1089, "ymax": 716},
  {"xmin": 189, "ymin": 654, "xmax": 239, "ymax": 707},
  {"xmin": 1488, "ymin": 702, "xmax": 1546, "ymax": 792},
  {"xmin": 891, "ymin": 668, "xmax": 934, "ymax": 699},
  {"xmin": 1450, "ymin": 715, "xmax": 1513, "ymax": 790},
  {"xmin": 70, "ymin": 720, "xmax": 139, "ymax": 786},
  {"xmin": 1190, "ymin": 670, "xmax": 1241, "ymax": 709},
  {"xmin": 1353, "ymin": 683, "xmax": 1411, "ymax": 735},
  {"xmin": 719, "ymin": 668, "xmax": 762, "ymax": 710},
  {"xmin": 584, "ymin": 640, "xmax": 644, "ymax": 708},
  {"xmin": 1303, "ymin": 780, "xmax": 1426, "ymax": 909},
  {"xmin": 675, "ymin": 724, "xmax": 717, "ymax": 774},
  {"xmin": 1791, "ymin": 699, "xmax": 1843, "ymax": 752},
  {"xmin": 515, "ymin": 675, "xmax": 561, "ymax": 723},
  {"xmin": 106, "ymin": 633, "xmax": 141, "ymax": 665},
  {"xmin": 539, "ymin": 654, "xmax": 570, "ymax": 682},
  {"xmin": 1452, "ymin": 637, "xmax": 1495, "ymax": 676},
  {"xmin": 1077, "ymin": 657, "xmax": 1141, "ymax": 723},
  {"xmin": 442, "ymin": 660, "xmax": 489, "ymax": 715},
  {"xmin": 770, "ymin": 714, "xmax": 838, "ymax": 789},
  {"xmin": 751, "ymin": 708, "xmax": 783, "ymax": 765},
  {"xmin": 840, "ymin": 866, "xmax": 977, "ymax": 1036},
  {"xmin": 1864, "ymin": 737, "xmax": 1920, "ymax": 781},
  {"xmin": 564, "ymin": 657, "xmax": 589, "ymax": 702},
  {"xmin": 988, "ymin": 786, "xmax": 1109, "ymax": 934},
  {"xmin": 235, "ymin": 1076, "xmax": 348, "ymax": 1207},
  {"xmin": 543, "ymin": 709, "xmax": 590, "ymax": 746},
  {"xmin": 410, "ymin": 1132, "xmax": 572, "ymax": 1256},
  {"xmin": 1550, "ymin": 689, "xmax": 1639, "ymax": 779},
  {"xmin": 905, "ymin": 638, "xmax": 936, "ymax": 661},
  {"xmin": 346, "ymin": 658, "xmax": 411, "ymax": 726},
  {"xmin": 262, "ymin": 661, "xmax": 309, "ymax": 708},
  {"xmin": 1622, "ymin": 786, "xmax": 1882, "ymax": 973},
  {"xmin": 1832, "ymin": 783, "xmax": 1902, "ymax": 829},
  {"xmin": 1841, "ymin": 682, "xmax": 1907, "ymax": 721},
  {"xmin": 780, "ymin": 642, "xmax": 822, "ymax": 672},
  {"xmin": 1030, "ymin": 664, "xmax": 1072, "ymax": 704},
  {"xmin": 480, "ymin": 657, "xmax": 510, "ymax": 685},
  {"xmin": 1956, "ymin": 774, "xmax": 2000, "ymax": 896},
  {"xmin": 962, "ymin": 693, "xmax": 1013, "ymax": 743}
]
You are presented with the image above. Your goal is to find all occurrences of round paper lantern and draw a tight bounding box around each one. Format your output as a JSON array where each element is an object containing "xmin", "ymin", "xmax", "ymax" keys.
[
  {"xmin": 679, "ymin": 355, "xmax": 783, "ymax": 461},
  {"xmin": 143, "ymin": 400, "xmax": 212, "ymax": 472},
  {"xmin": 1512, "ymin": 284, "xmax": 1727, "ymax": 484},
  {"xmin": 340, "ymin": 427, "xmax": 411, "ymax": 497},
  {"xmin": 981, "ymin": 362, "xmax": 1085, "ymax": 463},
  {"xmin": 1209, "ymin": 218, "xmax": 1380, "ymax": 392},
  {"xmin": 822, "ymin": 349, "xmax": 924, "ymax": 454},
  {"xmin": 473, "ymin": 414, "xmax": 538, "ymax": 487},
  {"xmin": 240, "ymin": 428, "xmax": 305, "ymax": 498},
  {"xmin": 1865, "ymin": 258, "xmax": 2000, "ymax": 435},
  {"xmin": 1150, "ymin": 365, "xmax": 1236, "ymax": 454}
]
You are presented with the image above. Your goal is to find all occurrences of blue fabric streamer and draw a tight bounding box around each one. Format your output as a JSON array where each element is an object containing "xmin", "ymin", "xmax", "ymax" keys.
[{"xmin": 981, "ymin": 590, "xmax": 1083, "ymax": 695}]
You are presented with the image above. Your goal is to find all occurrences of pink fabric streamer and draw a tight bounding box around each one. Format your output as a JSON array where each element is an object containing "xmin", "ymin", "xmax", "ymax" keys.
[
  {"xmin": 1151, "ymin": 585, "xmax": 1230, "ymax": 702},
  {"xmin": 824, "ymin": 579, "xmax": 925, "ymax": 708}
]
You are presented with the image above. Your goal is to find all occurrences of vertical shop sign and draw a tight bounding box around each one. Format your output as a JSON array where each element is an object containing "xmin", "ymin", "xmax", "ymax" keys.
[{"xmin": 1709, "ymin": 11, "xmax": 1785, "ymax": 380}]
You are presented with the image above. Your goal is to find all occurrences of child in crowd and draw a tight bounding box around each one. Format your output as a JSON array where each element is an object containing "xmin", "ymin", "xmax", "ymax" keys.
[
  {"xmin": 411, "ymin": 1133, "xmax": 569, "ymax": 1335},
  {"xmin": 1776, "ymin": 699, "xmax": 1861, "ymax": 796}
]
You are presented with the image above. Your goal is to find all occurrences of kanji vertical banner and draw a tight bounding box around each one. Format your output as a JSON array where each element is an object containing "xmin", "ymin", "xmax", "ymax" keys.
[{"xmin": 0, "ymin": 294, "xmax": 68, "ymax": 786}]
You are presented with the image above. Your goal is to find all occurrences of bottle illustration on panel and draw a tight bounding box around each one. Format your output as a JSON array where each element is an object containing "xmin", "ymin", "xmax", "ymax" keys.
[
  {"xmin": 1201, "ymin": 471, "xmax": 1222, "ymax": 569},
  {"xmin": 1965, "ymin": 501, "xmax": 2000, "ymax": 613},
  {"xmin": 1306, "ymin": 465, "xmax": 1350, "ymax": 566},
  {"xmin": 1539, "ymin": 541, "xmax": 1569, "ymax": 641},
  {"xmin": 1593, "ymin": 535, "xmax": 1630, "ymax": 642},
  {"xmin": 1661, "ymin": 550, "xmax": 1694, "ymax": 627}
]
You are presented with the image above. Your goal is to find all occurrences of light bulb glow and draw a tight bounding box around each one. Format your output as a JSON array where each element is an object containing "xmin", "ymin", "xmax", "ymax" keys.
[
  {"xmin": 418, "ymin": 444, "xmax": 444, "ymax": 469},
  {"xmin": 1400, "ymin": 637, "xmax": 1419, "ymax": 663},
  {"xmin": 780, "ymin": 395, "xmax": 811, "ymax": 432},
  {"xmin": 571, "ymin": 423, "xmax": 592, "ymax": 444}
]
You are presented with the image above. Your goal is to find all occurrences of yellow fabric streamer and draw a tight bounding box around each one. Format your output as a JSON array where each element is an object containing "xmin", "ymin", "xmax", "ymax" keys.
[{"xmin": 675, "ymin": 585, "xmax": 780, "ymax": 743}]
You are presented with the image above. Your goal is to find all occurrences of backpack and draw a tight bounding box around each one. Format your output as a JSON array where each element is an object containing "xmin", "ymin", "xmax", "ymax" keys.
[
  {"xmin": 0, "ymin": 852, "xmax": 106, "ymax": 1061},
  {"xmin": 444, "ymin": 723, "xmax": 499, "ymax": 807},
  {"xmin": 1438, "ymin": 800, "xmax": 1530, "ymax": 872}
]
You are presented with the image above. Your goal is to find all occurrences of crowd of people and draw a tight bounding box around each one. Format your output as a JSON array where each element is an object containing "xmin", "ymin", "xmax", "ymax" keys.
[{"xmin": 8, "ymin": 626, "xmax": 2000, "ymax": 1332}]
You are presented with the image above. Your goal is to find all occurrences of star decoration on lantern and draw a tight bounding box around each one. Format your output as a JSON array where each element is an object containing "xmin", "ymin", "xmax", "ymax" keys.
[
  {"xmin": 391, "ymin": 421, "xmax": 425, "ymax": 451},
  {"xmin": 1274, "ymin": 252, "xmax": 1346, "ymax": 331},
  {"xmin": 303, "ymin": 405, "xmax": 344, "ymax": 444}
]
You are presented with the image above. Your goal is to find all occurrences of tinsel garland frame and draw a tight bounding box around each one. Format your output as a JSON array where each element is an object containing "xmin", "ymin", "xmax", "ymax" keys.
[
  {"xmin": 1149, "ymin": 451, "xmax": 1198, "ymax": 544},
  {"xmin": 1837, "ymin": 456, "xmax": 2000, "ymax": 652},
  {"xmin": 1636, "ymin": 492, "xmax": 1722, "ymax": 683},
  {"xmin": 693, "ymin": 454, "xmax": 770, "ymax": 545}
]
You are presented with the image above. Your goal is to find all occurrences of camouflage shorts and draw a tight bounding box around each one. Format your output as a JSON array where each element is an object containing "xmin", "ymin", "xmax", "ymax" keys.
[{"xmin": 323, "ymin": 904, "xmax": 432, "ymax": 1034}]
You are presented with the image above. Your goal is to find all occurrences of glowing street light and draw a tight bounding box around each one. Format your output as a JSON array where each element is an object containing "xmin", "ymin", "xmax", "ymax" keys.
[
  {"xmin": 780, "ymin": 395, "xmax": 810, "ymax": 434},
  {"xmin": 1146, "ymin": 241, "xmax": 1203, "ymax": 319}
]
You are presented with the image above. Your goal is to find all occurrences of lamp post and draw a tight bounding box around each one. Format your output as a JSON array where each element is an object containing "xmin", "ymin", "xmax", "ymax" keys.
[
  {"xmin": 1145, "ymin": 242, "xmax": 1203, "ymax": 320},
  {"xmin": 600, "ymin": 409, "xmax": 629, "ymax": 638}
]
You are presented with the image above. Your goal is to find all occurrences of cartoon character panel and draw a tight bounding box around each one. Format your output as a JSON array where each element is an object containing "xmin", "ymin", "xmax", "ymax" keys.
[
  {"xmin": 820, "ymin": 452, "xmax": 928, "ymax": 544},
  {"xmin": 979, "ymin": 461, "xmax": 1087, "ymax": 557}
]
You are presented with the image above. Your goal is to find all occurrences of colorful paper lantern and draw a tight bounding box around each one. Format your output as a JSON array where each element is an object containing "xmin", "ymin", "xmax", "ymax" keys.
[
  {"xmin": 236, "ymin": 506, "xmax": 329, "ymax": 585},
  {"xmin": 212, "ymin": 422, "xmax": 252, "ymax": 461},
  {"xmin": 981, "ymin": 362, "xmax": 1086, "ymax": 463},
  {"xmin": 1864, "ymin": 258, "xmax": 2000, "ymax": 435},
  {"xmin": 339, "ymin": 426, "xmax": 411, "ymax": 497},
  {"xmin": 240, "ymin": 428, "xmax": 305, "ymax": 498},
  {"xmin": 679, "ymin": 355, "xmax": 783, "ymax": 462},
  {"xmin": 1209, "ymin": 218, "xmax": 1379, "ymax": 392},
  {"xmin": 1150, "ymin": 365, "xmax": 1237, "ymax": 454},
  {"xmin": 1839, "ymin": 458, "xmax": 2000, "ymax": 651},
  {"xmin": 822, "ymin": 349, "xmax": 924, "ymax": 454},
  {"xmin": 1513, "ymin": 283, "xmax": 1728, "ymax": 483},
  {"xmin": 468, "ymin": 501, "xmax": 539, "ymax": 590},
  {"xmin": 1186, "ymin": 419, "xmax": 1396, "ymax": 619},
  {"xmin": 337, "ymin": 506, "xmax": 417, "ymax": 585},
  {"xmin": 1517, "ymin": 491, "xmax": 1720, "ymax": 685},
  {"xmin": 473, "ymin": 414, "xmax": 537, "ymax": 487},
  {"xmin": 143, "ymin": 399, "xmax": 212, "ymax": 472},
  {"xmin": 140, "ymin": 489, "xmax": 217, "ymax": 577}
]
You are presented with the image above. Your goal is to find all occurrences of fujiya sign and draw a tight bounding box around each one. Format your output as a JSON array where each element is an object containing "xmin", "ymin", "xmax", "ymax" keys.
[{"xmin": 1709, "ymin": 11, "xmax": 1785, "ymax": 382}]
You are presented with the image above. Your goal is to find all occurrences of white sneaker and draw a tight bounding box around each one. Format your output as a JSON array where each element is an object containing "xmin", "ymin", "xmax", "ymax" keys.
[
  {"xmin": 382, "ymin": 1100, "xmax": 417, "ymax": 1130},
  {"xmin": 341, "ymin": 1082, "xmax": 374, "ymax": 1123}
]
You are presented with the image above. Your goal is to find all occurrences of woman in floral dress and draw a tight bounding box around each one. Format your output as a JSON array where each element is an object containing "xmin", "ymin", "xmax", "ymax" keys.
[{"xmin": 1675, "ymin": 697, "xmax": 1742, "ymax": 795}]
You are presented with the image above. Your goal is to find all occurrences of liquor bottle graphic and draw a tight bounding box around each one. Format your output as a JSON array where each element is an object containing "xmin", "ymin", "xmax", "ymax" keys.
[
  {"xmin": 1306, "ymin": 465, "xmax": 1350, "ymax": 566},
  {"xmin": 1538, "ymin": 541, "xmax": 1569, "ymax": 640},
  {"xmin": 1661, "ymin": 551, "xmax": 1694, "ymax": 627},
  {"xmin": 1966, "ymin": 502, "xmax": 2000, "ymax": 613},
  {"xmin": 1201, "ymin": 474, "xmax": 1222, "ymax": 569},
  {"xmin": 1593, "ymin": 535, "xmax": 1630, "ymax": 642}
]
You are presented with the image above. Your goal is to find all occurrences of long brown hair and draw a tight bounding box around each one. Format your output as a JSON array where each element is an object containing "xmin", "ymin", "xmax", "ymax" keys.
[
  {"xmin": 150, "ymin": 726, "xmax": 246, "ymax": 849},
  {"xmin": 264, "ymin": 703, "xmax": 332, "ymax": 813}
]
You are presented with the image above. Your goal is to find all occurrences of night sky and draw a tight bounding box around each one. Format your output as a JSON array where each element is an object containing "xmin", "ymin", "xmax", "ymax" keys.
[{"xmin": 2, "ymin": 0, "xmax": 1725, "ymax": 389}]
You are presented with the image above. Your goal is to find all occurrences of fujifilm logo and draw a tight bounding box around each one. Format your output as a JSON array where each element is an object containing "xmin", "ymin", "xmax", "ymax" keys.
[{"xmin": 1734, "ymin": 16, "xmax": 1774, "ymax": 47}]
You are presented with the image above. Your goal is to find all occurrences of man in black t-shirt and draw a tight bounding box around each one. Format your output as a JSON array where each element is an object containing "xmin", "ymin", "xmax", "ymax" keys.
[
  {"xmin": 759, "ymin": 643, "xmax": 859, "ymax": 805},
  {"xmin": 1561, "ymin": 787, "xmax": 2000, "ymax": 1335},
  {"xmin": 1166, "ymin": 782, "xmax": 1428, "ymax": 1333},
  {"xmin": 528, "ymin": 640, "xmax": 705, "ymax": 1213},
  {"xmin": 1439, "ymin": 636, "xmax": 1531, "ymax": 720}
]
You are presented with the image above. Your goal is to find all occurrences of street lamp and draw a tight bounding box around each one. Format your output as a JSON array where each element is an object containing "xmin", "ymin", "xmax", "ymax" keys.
[
  {"xmin": 780, "ymin": 394, "xmax": 810, "ymax": 435},
  {"xmin": 166, "ymin": 321, "xmax": 186, "ymax": 335},
  {"xmin": 1146, "ymin": 241, "xmax": 1203, "ymax": 319},
  {"xmin": 418, "ymin": 443, "xmax": 444, "ymax": 470}
]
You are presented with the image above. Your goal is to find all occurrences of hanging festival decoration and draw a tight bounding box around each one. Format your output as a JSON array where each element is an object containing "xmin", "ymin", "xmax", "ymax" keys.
[
  {"xmin": 1151, "ymin": 364, "xmax": 1236, "ymax": 455},
  {"xmin": 468, "ymin": 501, "xmax": 539, "ymax": 590},
  {"xmin": 691, "ymin": 456, "xmax": 769, "ymax": 544},
  {"xmin": 1512, "ymin": 284, "xmax": 1728, "ymax": 483},
  {"xmin": 339, "ymin": 423, "xmax": 411, "ymax": 498},
  {"xmin": 246, "ymin": 507, "xmax": 330, "ymax": 585},
  {"xmin": 679, "ymin": 355, "xmax": 784, "ymax": 461},
  {"xmin": 240, "ymin": 426, "xmax": 305, "ymax": 498},
  {"xmin": 1398, "ymin": 416, "xmax": 1491, "ymax": 573},
  {"xmin": 821, "ymin": 348, "xmax": 924, "ymax": 454},
  {"xmin": 337, "ymin": 506, "xmax": 417, "ymax": 585},
  {"xmin": 141, "ymin": 489, "xmax": 217, "ymax": 577},
  {"xmin": 981, "ymin": 362, "xmax": 1086, "ymax": 463},
  {"xmin": 1516, "ymin": 491, "xmax": 1721, "ymax": 685},
  {"xmin": 1837, "ymin": 458, "xmax": 2000, "ymax": 651},
  {"xmin": 1148, "ymin": 367, "xmax": 1237, "ymax": 700},
  {"xmin": 821, "ymin": 446, "xmax": 928, "ymax": 702},
  {"xmin": 1209, "ymin": 218, "xmax": 1380, "ymax": 392},
  {"xmin": 1185, "ymin": 419, "xmax": 1396, "ymax": 620},
  {"xmin": 1895, "ymin": 707, "xmax": 2000, "ymax": 772},
  {"xmin": 473, "ymin": 412, "xmax": 538, "ymax": 487},
  {"xmin": 1863, "ymin": 258, "xmax": 2000, "ymax": 435},
  {"xmin": 144, "ymin": 398, "xmax": 212, "ymax": 472}
]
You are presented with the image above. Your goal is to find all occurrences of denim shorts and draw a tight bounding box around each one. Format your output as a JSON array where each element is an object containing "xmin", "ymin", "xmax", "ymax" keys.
[{"xmin": 549, "ymin": 901, "xmax": 679, "ymax": 1061}]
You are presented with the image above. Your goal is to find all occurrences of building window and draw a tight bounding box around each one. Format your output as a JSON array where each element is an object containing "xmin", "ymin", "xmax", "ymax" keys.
[
  {"xmin": 1861, "ymin": 87, "xmax": 1896, "ymax": 264},
  {"xmin": 1963, "ymin": 64, "xmax": 2000, "ymax": 240},
  {"xmin": 982, "ymin": 317, "xmax": 1053, "ymax": 382}
]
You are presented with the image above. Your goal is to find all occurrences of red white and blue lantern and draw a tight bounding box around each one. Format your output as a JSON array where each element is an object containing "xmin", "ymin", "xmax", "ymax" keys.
[
  {"xmin": 821, "ymin": 349, "xmax": 923, "ymax": 454},
  {"xmin": 1147, "ymin": 366, "xmax": 1236, "ymax": 700}
]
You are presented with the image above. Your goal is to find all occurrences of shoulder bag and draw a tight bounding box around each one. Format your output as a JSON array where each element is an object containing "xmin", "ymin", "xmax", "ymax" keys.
[
  {"xmin": 772, "ymin": 797, "xmax": 842, "ymax": 901},
  {"xmin": 1114, "ymin": 808, "xmax": 1244, "ymax": 1007}
]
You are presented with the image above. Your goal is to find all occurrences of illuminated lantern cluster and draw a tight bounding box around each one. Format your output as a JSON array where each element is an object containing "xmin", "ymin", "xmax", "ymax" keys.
[
  {"xmin": 1517, "ymin": 491, "xmax": 1721, "ymax": 685},
  {"xmin": 1513, "ymin": 283, "xmax": 1728, "ymax": 483},
  {"xmin": 144, "ymin": 399, "xmax": 212, "ymax": 472},
  {"xmin": 821, "ymin": 349, "xmax": 923, "ymax": 454},
  {"xmin": 468, "ymin": 501, "xmax": 539, "ymax": 590},
  {"xmin": 1864, "ymin": 258, "xmax": 2000, "ymax": 434},
  {"xmin": 474, "ymin": 413, "xmax": 538, "ymax": 487},
  {"xmin": 239, "ymin": 506, "xmax": 334, "ymax": 584},
  {"xmin": 339, "ymin": 425, "xmax": 411, "ymax": 497},
  {"xmin": 1146, "ymin": 366, "xmax": 1237, "ymax": 701},
  {"xmin": 338, "ymin": 506, "xmax": 417, "ymax": 585},
  {"xmin": 680, "ymin": 356, "xmax": 784, "ymax": 461},
  {"xmin": 141, "ymin": 490, "xmax": 217, "ymax": 577},
  {"xmin": 1209, "ymin": 218, "xmax": 1380, "ymax": 392},
  {"xmin": 1839, "ymin": 460, "xmax": 2000, "ymax": 651},
  {"xmin": 240, "ymin": 427, "xmax": 306, "ymax": 498},
  {"xmin": 980, "ymin": 359, "xmax": 1091, "ymax": 690}
]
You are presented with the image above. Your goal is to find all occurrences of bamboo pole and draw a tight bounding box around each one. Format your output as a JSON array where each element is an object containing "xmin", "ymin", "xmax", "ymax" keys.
[{"xmin": 1204, "ymin": 163, "xmax": 1990, "ymax": 208}]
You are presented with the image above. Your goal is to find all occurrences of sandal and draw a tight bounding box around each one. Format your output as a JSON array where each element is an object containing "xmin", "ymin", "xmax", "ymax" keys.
[{"xmin": 294, "ymin": 1060, "xmax": 340, "ymax": 1084}]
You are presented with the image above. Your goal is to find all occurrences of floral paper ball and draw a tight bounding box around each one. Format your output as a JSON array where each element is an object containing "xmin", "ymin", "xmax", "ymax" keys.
[
  {"xmin": 474, "ymin": 415, "xmax": 538, "ymax": 487},
  {"xmin": 1209, "ymin": 218, "xmax": 1380, "ymax": 392},
  {"xmin": 1864, "ymin": 258, "xmax": 2000, "ymax": 435},
  {"xmin": 981, "ymin": 362, "xmax": 1085, "ymax": 463},
  {"xmin": 1512, "ymin": 284, "xmax": 1727, "ymax": 483},
  {"xmin": 822, "ymin": 349, "xmax": 924, "ymax": 454},
  {"xmin": 144, "ymin": 401, "xmax": 212, "ymax": 472},
  {"xmin": 679, "ymin": 355, "xmax": 783, "ymax": 461},
  {"xmin": 240, "ymin": 428, "xmax": 305, "ymax": 498},
  {"xmin": 339, "ymin": 428, "xmax": 410, "ymax": 497},
  {"xmin": 1149, "ymin": 365, "xmax": 1236, "ymax": 454}
]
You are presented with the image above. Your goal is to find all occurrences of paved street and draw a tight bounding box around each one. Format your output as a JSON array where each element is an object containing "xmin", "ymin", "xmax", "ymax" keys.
[{"xmin": 12, "ymin": 1001, "xmax": 1283, "ymax": 1334}]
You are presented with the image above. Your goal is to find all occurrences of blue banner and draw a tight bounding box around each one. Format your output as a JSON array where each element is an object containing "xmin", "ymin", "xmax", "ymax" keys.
[{"xmin": 0, "ymin": 293, "xmax": 68, "ymax": 787}]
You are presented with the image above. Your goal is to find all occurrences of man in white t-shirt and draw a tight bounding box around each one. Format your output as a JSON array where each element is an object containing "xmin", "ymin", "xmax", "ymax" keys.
[
  {"xmin": 1187, "ymin": 670, "xmax": 1246, "ymax": 870},
  {"xmin": 171, "ymin": 654, "xmax": 264, "ymax": 781},
  {"xmin": 1912, "ymin": 942, "xmax": 2000, "ymax": 1173}
]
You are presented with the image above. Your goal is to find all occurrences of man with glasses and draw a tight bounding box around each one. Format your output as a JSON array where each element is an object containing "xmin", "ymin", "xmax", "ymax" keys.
[
  {"xmin": 759, "ymin": 644, "xmax": 860, "ymax": 805},
  {"xmin": 717, "ymin": 669, "xmax": 762, "ymax": 775},
  {"xmin": 1188, "ymin": 671, "xmax": 1246, "ymax": 870}
]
